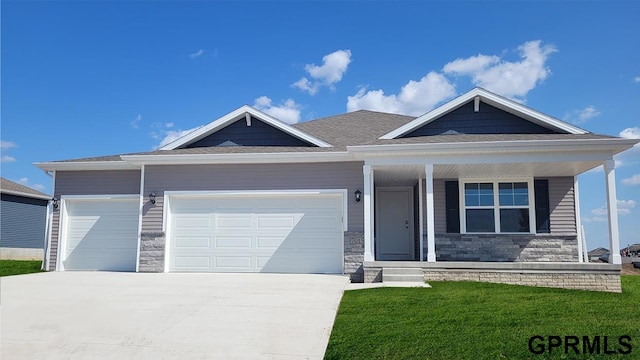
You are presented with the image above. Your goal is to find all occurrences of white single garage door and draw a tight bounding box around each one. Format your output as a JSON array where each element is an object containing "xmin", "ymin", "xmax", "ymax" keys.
[
  {"xmin": 62, "ymin": 198, "xmax": 139, "ymax": 271},
  {"xmin": 168, "ymin": 193, "xmax": 344, "ymax": 273}
]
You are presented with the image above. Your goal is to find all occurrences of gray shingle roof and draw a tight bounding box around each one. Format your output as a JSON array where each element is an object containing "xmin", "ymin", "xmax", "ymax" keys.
[{"xmin": 1, "ymin": 177, "xmax": 50, "ymax": 199}]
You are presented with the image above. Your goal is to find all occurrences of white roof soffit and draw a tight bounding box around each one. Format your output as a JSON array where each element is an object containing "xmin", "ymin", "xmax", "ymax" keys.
[
  {"xmin": 380, "ymin": 88, "xmax": 589, "ymax": 139},
  {"xmin": 33, "ymin": 161, "xmax": 140, "ymax": 171},
  {"xmin": 159, "ymin": 105, "xmax": 333, "ymax": 150},
  {"xmin": 121, "ymin": 152, "xmax": 353, "ymax": 165}
]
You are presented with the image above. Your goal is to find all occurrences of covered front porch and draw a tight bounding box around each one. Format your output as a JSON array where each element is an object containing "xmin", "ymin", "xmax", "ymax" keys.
[{"xmin": 353, "ymin": 144, "xmax": 626, "ymax": 291}]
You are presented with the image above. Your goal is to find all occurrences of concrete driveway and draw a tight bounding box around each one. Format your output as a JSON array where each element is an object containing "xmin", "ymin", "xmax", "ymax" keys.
[{"xmin": 1, "ymin": 272, "xmax": 349, "ymax": 360}]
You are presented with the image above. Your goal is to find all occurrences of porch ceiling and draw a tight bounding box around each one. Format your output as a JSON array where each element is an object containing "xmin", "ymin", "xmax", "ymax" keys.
[{"xmin": 372, "ymin": 160, "xmax": 602, "ymax": 184}]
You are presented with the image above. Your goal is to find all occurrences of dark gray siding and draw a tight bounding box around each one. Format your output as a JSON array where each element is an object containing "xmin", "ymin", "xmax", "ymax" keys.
[
  {"xmin": 50, "ymin": 170, "xmax": 141, "ymax": 270},
  {"xmin": 404, "ymin": 102, "xmax": 563, "ymax": 137},
  {"xmin": 185, "ymin": 118, "xmax": 313, "ymax": 148},
  {"xmin": 142, "ymin": 162, "xmax": 364, "ymax": 232},
  {"xmin": 0, "ymin": 194, "xmax": 48, "ymax": 248}
]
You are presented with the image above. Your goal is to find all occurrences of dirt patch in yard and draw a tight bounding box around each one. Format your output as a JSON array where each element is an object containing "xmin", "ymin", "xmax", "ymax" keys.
[{"xmin": 621, "ymin": 263, "xmax": 640, "ymax": 275}]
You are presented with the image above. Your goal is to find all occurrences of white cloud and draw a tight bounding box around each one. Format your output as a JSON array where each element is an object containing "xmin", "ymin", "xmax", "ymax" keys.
[
  {"xmin": 564, "ymin": 106, "xmax": 600, "ymax": 124},
  {"xmin": 1, "ymin": 155, "xmax": 16, "ymax": 163},
  {"xmin": 635, "ymin": 76, "xmax": 640, "ymax": 83},
  {"xmin": 619, "ymin": 127, "xmax": 640, "ymax": 140},
  {"xmin": 346, "ymin": 72, "xmax": 456, "ymax": 116},
  {"xmin": 443, "ymin": 54, "xmax": 500, "ymax": 75},
  {"xmin": 189, "ymin": 49, "xmax": 204, "ymax": 58},
  {"xmin": 1, "ymin": 140, "xmax": 16, "ymax": 149},
  {"xmin": 156, "ymin": 127, "xmax": 200, "ymax": 149},
  {"xmin": 16, "ymin": 177, "xmax": 45, "ymax": 191},
  {"xmin": 292, "ymin": 50, "xmax": 352, "ymax": 95},
  {"xmin": 622, "ymin": 174, "xmax": 640, "ymax": 186},
  {"xmin": 165, "ymin": 122, "xmax": 174, "ymax": 128},
  {"xmin": 253, "ymin": 96, "xmax": 301, "ymax": 124},
  {"xmin": 587, "ymin": 199, "xmax": 636, "ymax": 221},
  {"xmin": 131, "ymin": 114, "xmax": 142, "ymax": 129},
  {"xmin": 443, "ymin": 40, "xmax": 557, "ymax": 101}
]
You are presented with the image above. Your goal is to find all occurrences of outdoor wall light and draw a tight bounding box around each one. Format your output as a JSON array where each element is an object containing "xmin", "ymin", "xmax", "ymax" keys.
[
  {"xmin": 51, "ymin": 198, "xmax": 59, "ymax": 209},
  {"xmin": 149, "ymin": 192, "xmax": 156, "ymax": 205},
  {"xmin": 354, "ymin": 189, "xmax": 362, "ymax": 203}
]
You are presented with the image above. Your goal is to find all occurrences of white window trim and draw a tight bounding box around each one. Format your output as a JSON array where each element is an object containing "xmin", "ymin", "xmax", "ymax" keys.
[{"xmin": 459, "ymin": 178, "xmax": 536, "ymax": 234}]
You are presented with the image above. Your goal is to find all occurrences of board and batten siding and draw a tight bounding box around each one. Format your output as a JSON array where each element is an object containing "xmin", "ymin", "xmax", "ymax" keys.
[
  {"xmin": 142, "ymin": 162, "xmax": 365, "ymax": 233},
  {"xmin": 433, "ymin": 177, "xmax": 576, "ymax": 235},
  {"xmin": 49, "ymin": 170, "xmax": 141, "ymax": 270}
]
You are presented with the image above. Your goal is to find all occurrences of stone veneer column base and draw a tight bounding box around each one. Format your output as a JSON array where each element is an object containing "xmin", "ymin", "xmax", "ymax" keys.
[
  {"xmin": 139, "ymin": 232, "xmax": 165, "ymax": 272},
  {"xmin": 344, "ymin": 232, "xmax": 364, "ymax": 282},
  {"xmin": 423, "ymin": 271, "xmax": 621, "ymax": 292}
]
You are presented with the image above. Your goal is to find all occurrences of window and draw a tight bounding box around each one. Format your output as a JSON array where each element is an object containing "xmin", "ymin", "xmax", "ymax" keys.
[{"xmin": 461, "ymin": 180, "xmax": 534, "ymax": 233}]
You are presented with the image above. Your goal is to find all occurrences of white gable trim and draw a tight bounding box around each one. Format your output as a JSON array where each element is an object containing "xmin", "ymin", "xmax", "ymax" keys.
[
  {"xmin": 159, "ymin": 105, "xmax": 333, "ymax": 150},
  {"xmin": 380, "ymin": 88, "xmax": 589, "ymax": 139}
]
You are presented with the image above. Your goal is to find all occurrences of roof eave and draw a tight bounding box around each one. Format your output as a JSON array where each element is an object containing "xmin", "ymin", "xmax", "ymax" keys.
[
  {"xmin": 1, "ymin": 188, "xmax": 51, "ymax": 200},
  {"xmin": 34, "ymin": 161, "xmax": 140, "ymax": 171},
  {"xmin": 121, "ymin": 151, "xmax": 354, "ymax": 165}
]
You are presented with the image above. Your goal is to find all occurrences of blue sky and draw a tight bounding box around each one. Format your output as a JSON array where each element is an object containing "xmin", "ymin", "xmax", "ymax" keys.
[{"xmin": 2, "ymin": 1, "xmax": 639, "ymax": 251}]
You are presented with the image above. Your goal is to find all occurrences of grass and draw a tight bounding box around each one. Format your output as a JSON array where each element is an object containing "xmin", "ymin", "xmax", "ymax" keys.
[
  {"xmin": 325, "ymin": 276, "xmax": 640, "ymax": 359},
  {"xmin": 0, "ymin": 260, "xmax": 44, "ymax": 277}
]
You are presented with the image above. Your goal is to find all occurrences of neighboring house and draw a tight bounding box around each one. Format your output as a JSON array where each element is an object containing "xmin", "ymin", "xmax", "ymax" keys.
[
  {"xmin": 35, "ymin": 88, "xmax": 638, "ymax": 291},
  {"xmin": 588, "ymin": 247, "xmax": 609, "ymax": 262},
  {"xmin": 1, "ymin": 177, "xmax": 51, "ymax": 260},
  {"xmin": 621, "ymin": 244, "xmax": 640, "ymax": 257}
]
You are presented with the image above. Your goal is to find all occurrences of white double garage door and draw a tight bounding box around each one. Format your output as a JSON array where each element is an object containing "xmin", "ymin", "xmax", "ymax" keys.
[{"xmin": 60, "ymin": 192, "xmax": 345, "ymax": 274}]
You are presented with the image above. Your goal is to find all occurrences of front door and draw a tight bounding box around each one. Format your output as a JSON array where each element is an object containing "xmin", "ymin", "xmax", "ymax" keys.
[{"xmin": 375, "ymin": 187, "xmax": 414, "ymax": 260}]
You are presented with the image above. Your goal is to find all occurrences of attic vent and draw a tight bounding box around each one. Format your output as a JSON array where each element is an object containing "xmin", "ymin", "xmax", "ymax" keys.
[
  {"xmin": 474, "ymin": 96, "xmax": 480, "ymax": 112},
  {"xmin": 245, "ymin": 113, "xmax": 251, "ymax": 126}
]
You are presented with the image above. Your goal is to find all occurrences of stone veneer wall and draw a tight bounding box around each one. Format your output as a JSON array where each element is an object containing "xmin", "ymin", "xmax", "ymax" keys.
[
  {"xmin": 433, "ymin": 234, "xmax": 578, "ymax": 262},
  {"xmin": 344, "ymin": 232, "xmax": 364, "ymax": 282},
  {"xmin": 139, "ymin": 232, "xmax": 165, "ymax": 272},
  {"xmin": 423, "ymin": 271, "xmax": 621, "ymax": 293}
]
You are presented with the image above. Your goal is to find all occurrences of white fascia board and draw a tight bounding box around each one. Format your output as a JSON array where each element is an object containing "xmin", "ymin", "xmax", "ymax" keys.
[
  {"xmin": 33, "ymin": 161, "xmax": 140, "ymax": 171},
  {"xmin": 121, "ymin": 151, "xmax": 353, "ymax": 165},
  {"xmin": 0, "ymin": 189, "xmax": 51, "ymax": 200},
  {"xmin": 349, "ymin": 138, "xmax": 638, "ymax": 156},
  {"xmin": 159, "ymin": 105, "xmax": 332, "ymax": 150},
  {"xmin": 380, "ymin": 88, "xmax": 588, "ymax": 139}
]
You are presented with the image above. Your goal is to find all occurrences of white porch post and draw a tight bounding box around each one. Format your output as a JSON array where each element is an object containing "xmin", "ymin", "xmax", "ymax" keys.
[
  {"xmin": 363, "ymin": 165, "xmax": 375, "ymax": 262},
  {"xmin": 418, "ymin": 178, "xmax": 424, "ymax": 261},
  {"xmin": 425, "ymin": 164, "xmax": 436, "ymax": 262},
  {"xmin": 604, "ymin": 159, "xmax": 622, "ymax": 265},
  {"xmin": 574, "ymin": 176, "xmax": 584, "ymax": 263}
]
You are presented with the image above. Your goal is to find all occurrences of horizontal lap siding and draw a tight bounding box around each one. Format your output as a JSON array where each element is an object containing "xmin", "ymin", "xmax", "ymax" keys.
[
  {"xmin": 143, "ymin": 162, "xmax": 364, "ymax": 232},
  {"xmin": 0, "ymin": 195, "xmax": 48, "ymax": 248},
  {"xmin": 50, "ymin": 170, "xmax": 141, "ymax": 270},
  {"xmin": 548, "ymin": 177, "xmax": 576, "ymax": 234}
]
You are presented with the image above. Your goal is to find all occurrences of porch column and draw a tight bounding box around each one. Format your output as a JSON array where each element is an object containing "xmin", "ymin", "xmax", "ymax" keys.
[
  {"xmin": 425, "ymin": 164, "xmax": 436, "ymax": 262},
  {"xmin": 574, "ymin": 176, "xmax": 584, "ymax": 263},
  {"xmin": 363, "ymin": 165, "xmax": 375, "ymax": 261},
  {"xmin": 604, "ymin": 159, "xmax": 622, "ymax": 264},
  {"xmin": 418, "ymin": 178, "xmax": 424, "ymax": 261}
]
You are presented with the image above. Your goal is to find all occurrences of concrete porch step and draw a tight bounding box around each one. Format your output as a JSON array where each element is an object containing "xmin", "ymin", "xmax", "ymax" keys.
[{"xmin": 382, "ymin": 267, "xmax": 425, "ymax": 283}]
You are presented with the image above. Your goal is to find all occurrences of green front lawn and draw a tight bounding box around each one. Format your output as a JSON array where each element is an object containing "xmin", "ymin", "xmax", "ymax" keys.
[
  {"xmin": 325, "ymin": 276, "xmax": 640, "ymax": 359},
  {"xmin": 0, "ymin": 260, "xmax": 44, "ymax": 277}
]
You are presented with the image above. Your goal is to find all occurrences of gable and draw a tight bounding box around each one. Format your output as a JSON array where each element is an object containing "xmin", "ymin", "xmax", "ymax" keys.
[
  {"xmin": 183, "ymin": 117, "xmax": 313, "ymax": 148},
  {"xmin": 403, "ymin": 101, "xmax": 564, "ymax": 137}
]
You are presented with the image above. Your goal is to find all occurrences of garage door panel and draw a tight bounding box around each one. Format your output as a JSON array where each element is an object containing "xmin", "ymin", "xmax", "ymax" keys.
[
  {"xmin": 174, "ymin": 236, "xmax": 211, "ymax": 248},
  {"xmin": 174, "ymin": 215, "xmax": 211, "ymax": 229},
  {"xmin": 169, "ymin": 194, "xmax": 343, "ymax": 273},
  {"xmin": 63, "ymin": 198, "xmax": 138, "ymax": 271},
  {"xmin": 215, "ymin": 236, "xmax": 252, "ymax": 248}
]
